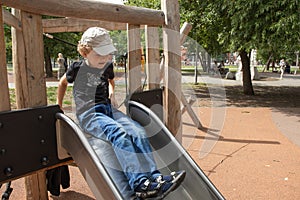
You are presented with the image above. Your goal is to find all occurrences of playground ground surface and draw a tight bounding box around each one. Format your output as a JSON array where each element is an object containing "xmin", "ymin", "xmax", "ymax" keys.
[{"xmin": 2, "ymin": 71, "xmax": 300, "ymax": 199}]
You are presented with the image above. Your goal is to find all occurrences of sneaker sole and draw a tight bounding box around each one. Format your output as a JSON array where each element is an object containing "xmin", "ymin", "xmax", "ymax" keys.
[
  {"xmin": 171, "ymin": 171, "xmax": 186, "ymax": 191},
  {"xmin": 137, "ymin": 171, "xmax": 186, "ymax": 200},
  {"xmin": 155, "ymin": 170, "xmax": 186, "ymax": 199}
]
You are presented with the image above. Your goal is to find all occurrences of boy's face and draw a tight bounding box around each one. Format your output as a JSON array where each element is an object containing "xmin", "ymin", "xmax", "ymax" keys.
[{"xmin": 86, "ymin": 50, "xmax": 113, "ymax": 69}]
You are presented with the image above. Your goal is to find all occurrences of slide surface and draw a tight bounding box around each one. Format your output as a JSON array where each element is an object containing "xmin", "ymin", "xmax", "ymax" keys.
[
  {"xmin": 128, "ymin": 101, "xmax": 224, "ymax": 200},
  {"xmin": 56, "ymin": 101, "xmax": 224, "ymax": 199}
]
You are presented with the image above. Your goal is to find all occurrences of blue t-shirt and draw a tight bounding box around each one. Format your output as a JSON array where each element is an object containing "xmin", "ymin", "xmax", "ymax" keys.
[{"xmin": 66, "ymin": 60, "xmax": 114, "ymax": 115}]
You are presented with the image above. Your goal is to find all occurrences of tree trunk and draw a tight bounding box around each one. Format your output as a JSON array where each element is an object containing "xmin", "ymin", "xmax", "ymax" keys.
[
  {"xmin": 240, "ymin": 49, "xmax": 254, "ymax": 95},
  {"xmin": 266, "ymin": 53, "xmax": 273, "ymax": 71},
  {"xmin": 44, "ymin": 47, "xmax": 53, "ymax": 78}
]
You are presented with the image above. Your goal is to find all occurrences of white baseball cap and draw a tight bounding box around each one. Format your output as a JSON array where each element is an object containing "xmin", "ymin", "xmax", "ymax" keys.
[{"xmin": 79, "ymin": 27, "xmax": 116, "ymax": 56}]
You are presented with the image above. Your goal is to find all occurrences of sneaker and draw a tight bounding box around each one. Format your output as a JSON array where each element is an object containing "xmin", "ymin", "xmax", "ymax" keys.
[
  {"xmin": 135, "ymin": 179, "xmax": 160, "ymax": 199},
  {"xmin": 135, "ymin": 181, "xmax": 173, "ymax": 200},
  {"xmin": 154, "ymin": 170, "xmax": 186, "ymax": 199}
]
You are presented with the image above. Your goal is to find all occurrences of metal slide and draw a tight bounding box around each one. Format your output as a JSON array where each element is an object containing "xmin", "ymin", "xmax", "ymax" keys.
[
  {"xmin": 55, "ymin": 101, "xmax": 225, "ymax": 200},
  {"xmin": 56, "ymin": 113, "xmax": 124, "ymax": 200},
  {"xmin": 127, "ymin": 101, "xmax": 225, "ymax": 200}
]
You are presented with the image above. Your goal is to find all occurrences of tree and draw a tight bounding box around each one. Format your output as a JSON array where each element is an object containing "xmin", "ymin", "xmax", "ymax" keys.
[
  {"xmin": 219, "ymin": 0, "xmax": 299, "ymax": 94},
  {"xmin": 43, "ymin": 32, "xmax": 81, "ymax": 77},
  {"xmin": 180, "ymin": 0, "xmax": 299, "ymax": 95},
  {"xmin": 4, "ymin": 26, "xmax": 12, "ymax": 63},
  {"xmin": 179, "ymin": 1, "xmax": 225, "ymax": 57},
  {"xmin": 126, "ymin": 0, "xmax": 300, "ymax": 95},
  {"xmin": 257, "ymin": 0, "xmax": 300, "ymax": 68},
  {"xmin": 126, "ymin": 0, "xmax": 160, "ymax": 9}
]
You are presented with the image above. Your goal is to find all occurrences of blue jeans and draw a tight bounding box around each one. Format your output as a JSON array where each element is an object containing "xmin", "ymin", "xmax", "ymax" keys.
[{"xmin": 77, "ymin": 104, "xmax": 160, "ymax": 191}]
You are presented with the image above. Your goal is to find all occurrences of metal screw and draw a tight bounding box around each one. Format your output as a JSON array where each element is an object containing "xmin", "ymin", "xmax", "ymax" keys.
[
  {"xmin": 0, "ymin": 149, "xmax": 6, "ymax": 155},
  {"xmin": 41, "ymin": 156, "xmax": 49, "ymax": 166},
  {"xmin": 4, "ymin": 167, "xmax": 13, "ymax": 177}
]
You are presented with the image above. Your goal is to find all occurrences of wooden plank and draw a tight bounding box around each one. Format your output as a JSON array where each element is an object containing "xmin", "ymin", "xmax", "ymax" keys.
[
  {"xmin": 11, "ymin": 9, "xmax": 29, "ymax": 108},
  {"xmin": 180, "ymin": 22, "xmax": 192, "ymax": 45},
  {"xmin": 179, "ymin": 22, "xmax": 203, "ymax": 129},
  {"xmin": 161, "ymin": 0, "xmax": 182, "ymax": 140},
  {"xmin": 0, "ymin": 160, "xmax": 73, "ymax": 185},
  {"xmin": 20, "ymin": 11, "xmax": 47, "ymax": 107},
  {"xmin": 145, "ymin": 26, "xmax": 161, "ymax": 90},
  {"xmin": 42, "ymin": 17, "xmax": 127, "ymax": 33},
  {"xmin": 1, "ymin": 0, "xmax": 165, "ymax": 26},
  {"xmin": 127, "ymin": 24, "xmax": 142, "ymax": 94},
  {"xmin": 181, "ymin": 91, "xmax": 202, "ymax": 129},
  {"xmin": 2, "ymin": 7, "xmax": 21, "ymax": 30},
  {"xmin": 11, "ymin": 9, "xmax": 48, "ymax": 200},
  {"xmin": 22, "ymin": 11, "xmax": 48, "ymax": 199},
  {"xmin": 0, "ymin": 5, "xmax": 10, "ymax": 112}
]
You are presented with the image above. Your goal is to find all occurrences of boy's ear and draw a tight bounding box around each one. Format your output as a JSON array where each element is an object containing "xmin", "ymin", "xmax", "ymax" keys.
[{"xmin": 79, "ymin": 51, "xmax": 88, "ymax": 58}]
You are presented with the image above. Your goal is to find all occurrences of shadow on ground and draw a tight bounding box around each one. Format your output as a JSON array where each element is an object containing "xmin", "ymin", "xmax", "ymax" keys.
[{"xmin": 190, "ymin": 85, "xmax": 300, "ymax": 118}]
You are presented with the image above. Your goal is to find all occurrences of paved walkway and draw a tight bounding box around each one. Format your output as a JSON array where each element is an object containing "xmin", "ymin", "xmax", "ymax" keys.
[
  {"xmin": 7, "ymin": 71, "xmax": 300, "ymax": 88},
  {"xmin": 182, "ymin": 72, "xmax": 300, "ymax": 87}
]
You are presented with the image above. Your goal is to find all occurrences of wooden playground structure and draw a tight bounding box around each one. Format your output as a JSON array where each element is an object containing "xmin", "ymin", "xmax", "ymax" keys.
[{"xmin": 0, "ymin": 0, "xmax": 187, "ymax": 199}]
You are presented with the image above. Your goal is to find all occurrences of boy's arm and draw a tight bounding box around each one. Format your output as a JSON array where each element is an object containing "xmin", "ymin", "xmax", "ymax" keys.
[
  {"xmin": 108, "ymin": 79, "xmax": 118, "ymax": 107},
  {"xmin": 57, "ymin": 74, "xmax": 68, "ymax": 108}
]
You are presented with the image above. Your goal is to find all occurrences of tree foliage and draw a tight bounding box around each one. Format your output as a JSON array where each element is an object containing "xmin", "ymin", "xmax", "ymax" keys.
[
  {"xmin": 126, "ymin": 0, "xmax": 299, "ymax": 95},
  {"xmin": 126, "ymin": 0, "xmax": 161, "ymax": 9},
  {"xmin": 181, "ymin": 0, "xmax": 299, "ymax": 94},
  {"xmin": 4, "ymin": 1, "xmax": 299, "ymax": 88},
  {"xmin": 43, "ymin": 32, "xmax": 81, "ymax": 60}
]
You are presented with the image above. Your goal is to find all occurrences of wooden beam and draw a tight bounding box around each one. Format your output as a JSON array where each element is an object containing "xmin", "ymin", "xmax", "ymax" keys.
[
  {"xmin": 0, "ymin": 5, "xmax": 10, "ymax": 112},
  {"xmin": 161, "ymin": 0, "xmax": 182, "ymax": 140},
  {"xmin": 11, "ymin": 9, "xmax": 29, "ymax": 108},
  {"xmin": 2, "ymin": 7, "xmax": 21, "ymax": 30},
  {"xmin": 42, "ymin": 18, "xmax": 127, "ymax": 33},
  {"xmin": 145, "ymin": 26, "xmax": 161, "ymax": 89},
  {"xmin": 1, "ymin": 0, "xmax": 165, "ymax": 26},
  {"xmin": 180, "ymin": 22, "xmax": 192, "ymax": 45},
  {"xmin": 127, "ymin": 24, "xmax": 142, "ymax": 94},
  {"xmin": 179, "ymin": 22, "xmax": 203, "ymax": 129}
]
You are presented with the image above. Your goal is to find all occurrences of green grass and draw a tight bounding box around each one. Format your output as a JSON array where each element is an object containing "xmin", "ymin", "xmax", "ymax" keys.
[
  {"xmin": 9, "ymin": 86, "xmax": 73, "ymax": 109},
  {"xmin": 47, "ymin": 86, "xmax": 73, "ymax": 106}
]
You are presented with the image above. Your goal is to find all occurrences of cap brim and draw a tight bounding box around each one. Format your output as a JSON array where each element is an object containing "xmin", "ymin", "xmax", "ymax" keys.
[{"xmin": 93, "ymin": 44, "xmax": 117, "ymax": 56}]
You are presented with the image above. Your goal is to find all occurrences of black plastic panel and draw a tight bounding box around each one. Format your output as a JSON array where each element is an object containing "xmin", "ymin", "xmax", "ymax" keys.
[
  {"xmin": 129, "ymin": 88, "xmax": 163, "ymax": 120},
  {"xmin": 0, "ymin": 105, "xmax": 71, "ymax": 184}
]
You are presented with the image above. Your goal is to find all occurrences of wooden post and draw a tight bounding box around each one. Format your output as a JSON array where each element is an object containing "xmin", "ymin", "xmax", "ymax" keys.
[
  {"xmin": 179, "ymin": 22, "xmax": 203, "ymax": 129},
  {"xmin": 0, "ymin": 5, "xmax": 10, "ymax": 112},
  {"xmin": 145, "ymin": 26, "xmax": 161, "ymax": 89},
  {"xmin": 127, "ymin": 24, "xmax": 142, "ymax": 94},
  {"xmin": 11, "ymin": 9, "xmax": 48, "ymax": 200},
  {"xmin": 180, "ymin": 22, "xmax": 192, "ymax": 45},
  {"xmin": 161, "ymin": 0, "xmax": 182, "ymax": 140},
  {"xmin": 2, "ymin": 7, "xmax": 22, "ymax": 30}
]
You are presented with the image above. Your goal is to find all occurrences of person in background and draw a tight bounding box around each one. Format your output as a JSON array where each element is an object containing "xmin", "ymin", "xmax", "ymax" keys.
[
  {"xmin": 279, "ymin": 58, "xmax": 286, "ymax": 79},
  {"xmin": 57, "ymin": 53, "xmax": 66, "ymax": 80}
]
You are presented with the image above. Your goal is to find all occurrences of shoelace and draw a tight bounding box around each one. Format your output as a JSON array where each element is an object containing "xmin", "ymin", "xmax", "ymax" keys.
[{"xmin": 156, "ymin": 171, "xmax": 177, "ymax": 183}]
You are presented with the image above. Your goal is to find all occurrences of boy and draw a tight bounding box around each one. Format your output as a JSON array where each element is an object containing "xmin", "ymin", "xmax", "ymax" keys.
[{"xmin": 57, "ymin": 27, "xmax": 185, "ymax": 199}]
